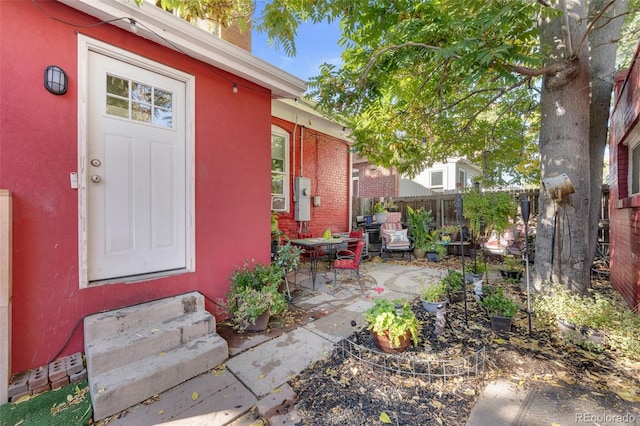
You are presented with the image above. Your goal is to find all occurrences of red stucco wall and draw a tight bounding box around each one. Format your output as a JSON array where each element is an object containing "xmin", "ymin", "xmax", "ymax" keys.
[
  {"xmin": 0, "ymin": 1, "xmax": 274, "ymax": 372},
  {"xmin": 609, "ymin": 42, "xmax": 640, "ymax": 311},
  {"xmin": 271, "ymin": 118, "xmax": 351, "ymax": 239}
]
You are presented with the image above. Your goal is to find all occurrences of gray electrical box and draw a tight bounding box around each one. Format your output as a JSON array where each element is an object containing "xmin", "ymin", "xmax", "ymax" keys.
[{"xmin": 294, "ymin": 176, "xmax": 311, "ymax": 221}]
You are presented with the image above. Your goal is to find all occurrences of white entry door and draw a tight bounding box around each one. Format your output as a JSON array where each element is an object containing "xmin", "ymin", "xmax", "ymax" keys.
[{"xmin": 86, "ymin": 51, "xmax": 187, "ymax": 282}]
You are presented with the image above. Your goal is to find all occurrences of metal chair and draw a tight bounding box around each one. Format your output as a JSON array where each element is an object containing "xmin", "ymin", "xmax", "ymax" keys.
[
  {"xmin": 335, "ymin": 229, "xmax": 364, "ymax": 259},
  {"xmin": 332, "ymin": 240, "xmax": 365, "ymax": 292}
]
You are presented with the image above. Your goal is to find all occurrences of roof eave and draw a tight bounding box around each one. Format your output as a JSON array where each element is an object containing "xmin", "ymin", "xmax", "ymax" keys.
[{"xmin": 58, "ymin": 0, "xmax": 307, "ymax": 99}]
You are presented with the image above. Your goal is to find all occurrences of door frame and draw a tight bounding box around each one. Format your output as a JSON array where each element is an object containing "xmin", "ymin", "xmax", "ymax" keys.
[{"xmin": 76, "ymin": 35, "xmax": 196, "ymax": 288}]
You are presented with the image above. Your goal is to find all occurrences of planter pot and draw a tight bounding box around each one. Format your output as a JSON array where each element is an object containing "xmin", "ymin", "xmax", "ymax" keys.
[
  {"xmin": 420, "ymin": 298, "xmax": 448, "ymax": 313},
  {"xmin": 489, "ymin": 315, "xmax": 512, "ymax": 332},
  {"xmin": 240, "ymin": 311, "xmax": 270, "ymax": 332},
  {"xmin": 374, "ymin": 212, "xmax": 387, "ymax": 224},
  {"xmin": 426, "ymin": 252, "xmax": 441, "ymax": 262},
  {"xmin": 236, "ymin": 296, "xmax": 271, "ymax": 332},
  {"xmin": 449, "ymin": 291, "xmax": 465, "ymax": 303},
  {"xmin": 371, "ymin": 330, "xmax": 412, "ymax": 354},
  {"xmin": 557, "ymin": 318, "xmax": 606, "ymax": 347},
  {"xmin": 499, "ymin": 270, "xmax": 523, "ymax": 280},
  {"xmin": 413, "ymin": 248, "xmax": 425, "ymax": 259}
]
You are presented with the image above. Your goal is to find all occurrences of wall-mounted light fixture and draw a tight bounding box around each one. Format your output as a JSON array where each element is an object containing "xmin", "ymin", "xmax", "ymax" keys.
[
  {"xmin": 232, "ymin": 83, "xmax": 238, "ymax": 93},
  {"xmin": 44, "ymin": 66, "xmax": 68, "ymax": 95}
]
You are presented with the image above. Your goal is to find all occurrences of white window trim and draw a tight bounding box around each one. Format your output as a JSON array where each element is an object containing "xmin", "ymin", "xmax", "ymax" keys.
[
  {"xmin": 77, "ymin": 35, "xmax": 196, "ymax": 288},
  {"xmin": 430, "ymin": 170, "xmax": 445, "ymax": 188},
  {"xmin": 271, "ymin": 125, "xmax": 290, "ymax": 212}
]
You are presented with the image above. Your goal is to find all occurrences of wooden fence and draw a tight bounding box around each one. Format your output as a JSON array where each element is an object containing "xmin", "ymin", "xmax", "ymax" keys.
[{"xmin": 352, "ymin": 186, "xmax": 610, "ymax": 241}]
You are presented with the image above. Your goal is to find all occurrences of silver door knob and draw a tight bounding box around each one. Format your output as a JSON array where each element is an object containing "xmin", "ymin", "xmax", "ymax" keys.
[{"xmin": 91, "ymin": 175, "xmax": 101, "ymax": 183}]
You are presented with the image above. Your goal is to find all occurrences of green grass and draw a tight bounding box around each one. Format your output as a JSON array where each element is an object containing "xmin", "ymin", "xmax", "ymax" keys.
[{"xmin": 0, "ymin": 380, "xmax": 92, "ymax": 426}]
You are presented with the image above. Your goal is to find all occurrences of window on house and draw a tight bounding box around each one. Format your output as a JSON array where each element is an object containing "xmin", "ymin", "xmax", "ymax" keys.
[
  {"xmin": 458, "ymin": 170, "xmax": 466, "ymax": 188},
  {"xmin": 352, "ymin": 169, "xmax": 359, "ymax": 197},
  {"xmin": 271, "ymin": 126, "xmax": 289, "ymax": 211},
  {"xmin": 431, "ymin": 170, "xmax": 444, "ymax": 188},
  {"xmin": 106, "ymin": 74, "xmax": 174, "ymax": 128},
  {"xmin": 630, "ymin": 136, "xmax": 640, "ymax": 195}
]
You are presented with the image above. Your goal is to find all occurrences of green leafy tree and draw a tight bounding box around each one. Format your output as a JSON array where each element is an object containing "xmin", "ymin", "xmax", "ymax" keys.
[
  {"xmin": 142, "ymin": 0, "xmax": 638, "ymax": 295},
  {"xmin": 254, "ymin": 0, "xmax": 636, "ymax": 295}
]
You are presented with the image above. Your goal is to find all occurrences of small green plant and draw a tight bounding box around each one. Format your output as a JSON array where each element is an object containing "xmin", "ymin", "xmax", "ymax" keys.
[
  {"xmin": 442, "ymin": 269, "xmax": 464, "ymax": 293},
  {"xmin": 223, "ymin": 261, "xmax": 288, "ymax": 332},
  {"xmin": 462, "ymin": 190, "xmax": 517, "ymax": 241},
  {"xmin": 421, "ymin": 280, "xmax": 448, "ymax": 303},
  {"xmin": 424, "ymin": 229, "xmax": 446, "ymax": 256},
  {"xmin": 480, "ymin": 288, "xmax": 519, "ymax": 318},
  {"xmin": 275, "ymin": 239, "xmax": 304, "ymax": 273},
  {"xmin": 406, "ymin": 206, "xmax": 434, "ymax": 250},
  {"xmin": 364, "ymin": 298, "xmax": 419, "ymax": 348},
  {"xmin": 374, "ymin": 202, "xmax": 387, "ymax": 213},
  {"xmin": 502, "ymin": 255, "xmax": 523, "ymax": 271},
  {"xmin": 438, "ymin": 225, "xmax": 460, "ymax": 236}
]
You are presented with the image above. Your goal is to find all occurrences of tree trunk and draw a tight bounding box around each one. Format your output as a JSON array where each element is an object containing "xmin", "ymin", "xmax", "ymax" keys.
[{"xmin": 533, "ymin": 0, "xmax": 627, "ymax": 294}]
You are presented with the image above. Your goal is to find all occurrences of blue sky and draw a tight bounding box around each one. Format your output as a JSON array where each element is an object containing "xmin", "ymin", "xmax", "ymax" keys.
[{"xmin": 251, "ymin": 6, "xmax": 343, "ymax": 82}]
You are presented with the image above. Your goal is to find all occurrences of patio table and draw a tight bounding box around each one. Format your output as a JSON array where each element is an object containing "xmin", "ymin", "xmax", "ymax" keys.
[{"xmin": 290, "ymin": 237, "xmax": 358, "ymax": 290}]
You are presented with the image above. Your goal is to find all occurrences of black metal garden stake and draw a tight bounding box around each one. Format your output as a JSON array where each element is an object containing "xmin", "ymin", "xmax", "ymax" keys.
[
  {"xmin": 456, "ymin": 193, "xmax": 468, "ymax": 326},
  {"xmin": 520, "ymin": 195, "xmax": 532, "ymax": 336}
]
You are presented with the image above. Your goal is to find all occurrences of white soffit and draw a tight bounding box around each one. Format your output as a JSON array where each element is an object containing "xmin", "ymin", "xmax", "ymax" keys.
[
  {"xmin": 273, "ymin": 99, "xmax": 351, "ymax": 143},
  {"xmin": 58, "ymin": 0, "xmax": 306, "ymax": 99}
]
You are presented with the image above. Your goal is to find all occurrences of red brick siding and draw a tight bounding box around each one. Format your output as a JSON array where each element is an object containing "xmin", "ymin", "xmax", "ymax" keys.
[
  {"xmin": 272, "ymin": 118, "xmax": 351, "ymax": 239},
  {"xmin": 354, "ymin": 163, "xmax": 398, "ymax": 198},
  {"xmin": 609, "ymin": 42, "xmax": 640, "ymax": 311}
]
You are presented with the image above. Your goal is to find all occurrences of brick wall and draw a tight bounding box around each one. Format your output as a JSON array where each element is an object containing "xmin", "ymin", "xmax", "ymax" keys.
[
  {"xmin": 355, "ymin": 163, "xmax": 398, "ymax": 198},
  {"xmin": 609, "ymin": 42, "xmax": 640, "ymax": 311},
  {"xmin": 272, "ymin": 118, "xmax": 351, "ymax": 239},
  {"xmin": 222, "ymin": 22, "xmax": 251, "ymax": 52}
]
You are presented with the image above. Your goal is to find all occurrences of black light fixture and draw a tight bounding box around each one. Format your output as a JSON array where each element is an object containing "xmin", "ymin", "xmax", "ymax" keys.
[{"xmin": 44, "ymin": 65, "xmax": 68, "ymax": 95}]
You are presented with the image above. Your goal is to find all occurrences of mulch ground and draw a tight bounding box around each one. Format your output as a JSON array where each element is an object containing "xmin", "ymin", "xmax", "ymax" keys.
[{"xmin": 286, "ymin": 259, "xmax": 640, "ymax": 425}]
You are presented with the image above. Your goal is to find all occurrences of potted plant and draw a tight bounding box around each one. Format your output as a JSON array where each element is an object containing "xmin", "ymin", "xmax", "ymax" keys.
[
  {"xmin": 364, "ymin": 298, "xmax": 419, "ymax": 353},
  {"xmin": 406, "ymin": 206, "xmax": 434, "ymax": 259},
  {"xmin": 385, "ymin": 198, "xmax": 400, "ymax": 212},
  {"xmin": 424, "ymin": 229, "xmax": 446, "ymax": 262},
  {"xmin": 438, "ymin": 225, "xmax": 461, "ymax": 242},
  {"xmin": 462, "ymin": 189, "xmax": 517, "ymax": 252},
  {"xmin": 373, "ymin": 201, "xmax": 388, "ymax": 224},
  {"xmin": 223, "ymin": 261, "xmax": 289, "ymax": 332},
  {"xmin": 480, "ymin": 287, "xmax": 519, "ymax": 331},
  {"xmin": 420, "ymin": 280, "xmax": 449, "ymax": 313},
  {"xmin": 442, "ymin": 269, "xmax": 465, "ymax": 303},
  {"xmin": 274, "ymin": 239, "xmax": 304, "ymax": 300},
  {"xmin": 498, "ymin": 254, "xmax": 524, "ymax": 281}
]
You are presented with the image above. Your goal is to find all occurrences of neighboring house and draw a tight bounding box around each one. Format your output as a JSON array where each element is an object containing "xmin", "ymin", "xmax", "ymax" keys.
[
  {"xmin": 400, "ymin": 158, "xmax": 482, "ymax": 196},
  {"xmin": 0, "ymin": 0, "xmax": 351, "ymax": 388},
  {"xmin": 272, "ymin": 99, "xmax": 352, "ymax": 238},
  {"xmin": 352, "ymin": 157, "xmax": 482, "ymax": 198},
  {"xmin": 609, "ymin": 41, "xmax": 640, "ymax": 311}
]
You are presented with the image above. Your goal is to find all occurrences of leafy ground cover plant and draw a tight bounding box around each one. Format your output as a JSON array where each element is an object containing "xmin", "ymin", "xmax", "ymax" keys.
[
  {"xmin": 533, "ymin": 283, "xmax": 640, "ymax": 359},
  {"xmin": 364, "ymin": 298, "xmax": 419, "ymax": 348}
]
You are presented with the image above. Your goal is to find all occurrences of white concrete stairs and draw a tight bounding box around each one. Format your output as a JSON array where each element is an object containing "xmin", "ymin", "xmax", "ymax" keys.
[{"xmin": 84, "ymin": 291, "xmax": 229, "ymax": 421}]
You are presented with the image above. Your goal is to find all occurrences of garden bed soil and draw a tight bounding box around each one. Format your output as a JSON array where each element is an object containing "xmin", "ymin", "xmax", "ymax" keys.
[{"xmin": 287, "ymin": 267, "xmax": 640, "ymax": 425}]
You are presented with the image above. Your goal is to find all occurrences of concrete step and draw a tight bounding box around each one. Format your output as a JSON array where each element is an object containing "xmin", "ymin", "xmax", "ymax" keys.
[
  {"xmin": 89, "ymin": 333, "xmax": 229, "ymax": 421},
  {"xmin": 86, "ymin": 310, "xmax": 216, "ymax": 377},
  {"xmin": 84, "ymin": 291, "xmax": 230, "ymax": 421},
  {"xmin": 84, "ymin": 291, "xmax": 205, "ymax": 342}
]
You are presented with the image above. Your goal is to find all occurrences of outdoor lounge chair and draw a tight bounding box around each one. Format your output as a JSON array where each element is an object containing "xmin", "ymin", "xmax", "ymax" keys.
[{"xmin": 380, "ymin": 212, "xmax": 413, "ymax": 261}]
